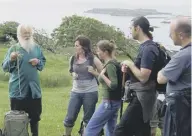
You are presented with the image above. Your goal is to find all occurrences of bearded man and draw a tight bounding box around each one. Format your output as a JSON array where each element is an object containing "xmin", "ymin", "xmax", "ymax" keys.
[{"xmin": 2, "ymin": 24, "xmax": 46, "ymax": 136}]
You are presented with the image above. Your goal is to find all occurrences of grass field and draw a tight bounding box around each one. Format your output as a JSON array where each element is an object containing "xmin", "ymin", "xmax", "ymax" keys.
[{"xmin": 0, "ymin": 45, "xmax": 161, "ymax": 136}]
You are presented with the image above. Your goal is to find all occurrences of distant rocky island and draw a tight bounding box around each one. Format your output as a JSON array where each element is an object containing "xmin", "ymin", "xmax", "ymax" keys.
[
  {"xmin": 160, "ymin": 15, "xmax": 191, "ymax": 24},
  {"xmin": 84, "ymin": 8, "xmax": 172, "ymax": 17}
]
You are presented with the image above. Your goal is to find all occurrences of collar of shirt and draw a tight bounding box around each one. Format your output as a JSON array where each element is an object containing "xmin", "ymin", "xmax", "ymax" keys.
[{"xmin": 180, "ymin": 42, "xmax": 191, "ymax": 50}]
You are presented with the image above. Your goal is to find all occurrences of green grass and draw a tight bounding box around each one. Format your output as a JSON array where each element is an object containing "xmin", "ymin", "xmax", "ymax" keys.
[{"xmin": 0, "ymin": 45, "xmax": 161, "ymax": 136}]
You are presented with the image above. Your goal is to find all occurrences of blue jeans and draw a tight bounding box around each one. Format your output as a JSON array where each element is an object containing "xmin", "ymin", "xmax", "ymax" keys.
[
  {"xmin": 64, "ymin": 91, "xmax": 98, "ymax": 127},
  {"xmin": 85, "ymin": 100, "xmax": 121, "ymax": 136}
]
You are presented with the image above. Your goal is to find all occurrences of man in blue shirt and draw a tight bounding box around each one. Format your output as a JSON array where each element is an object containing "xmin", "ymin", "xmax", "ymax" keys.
[
  {"xmin": 157, "ymin": 17, "xmax": 191, "ymax": 136},
  {"xmin": 114, "ymin": 16, "xmax": 159, "ymax": 136},
  {"xmin": 2, "ymin": 24, "xmax": 46, "ymax": 136}
]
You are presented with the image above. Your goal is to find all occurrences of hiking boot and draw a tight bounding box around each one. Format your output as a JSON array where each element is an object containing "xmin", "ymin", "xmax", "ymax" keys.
[{"xmin": 64, "ymin": 126, "xmax": 73, "ymax": 136}]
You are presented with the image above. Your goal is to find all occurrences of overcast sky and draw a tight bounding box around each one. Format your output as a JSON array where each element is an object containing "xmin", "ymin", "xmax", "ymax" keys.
[
  {"xmin": 0, "ymin": 0, "xmax": 191, "ymax": 7},
  {"xmin": 0, "ymin": 0, "xmax": 190, "ymax": 48},
  {"xmin": 0, "ymin": 0, "xmax": 190, "ymax": 23},
  {"xmin": 0, "ymin": 0, "xmax": 191, "ymax": 33}
]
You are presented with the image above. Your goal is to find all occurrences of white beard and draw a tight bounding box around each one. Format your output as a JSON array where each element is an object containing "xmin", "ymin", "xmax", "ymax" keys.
[{"xmin": 18, "ymin": 37, "xmax": 35, "ymax": 53}]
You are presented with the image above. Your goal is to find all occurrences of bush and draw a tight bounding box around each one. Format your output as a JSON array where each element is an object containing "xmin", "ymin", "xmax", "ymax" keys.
[
  {"xmin": 0, "ymin": 69, "xmax": 72, "ymax": 88},
  {"xmin": 0, "ymin": 21, "xmax": 19, "ymax": 42}
]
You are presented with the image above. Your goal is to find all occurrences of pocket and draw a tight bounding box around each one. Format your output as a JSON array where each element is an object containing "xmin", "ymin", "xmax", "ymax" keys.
[
  {"xmin": 90, "ymin": 91, "xmax": 98, "ymax": 103},
  {"xmin": 29, "ymin": 81, "xmax": 41, "ymax": 98},
  {"xmin": 103, "ymin": 101, "xmax": 112, "ymax": 110},
  {"xmin": 158, "ymin": 100, "xmax": 167, "ymax": 118}
]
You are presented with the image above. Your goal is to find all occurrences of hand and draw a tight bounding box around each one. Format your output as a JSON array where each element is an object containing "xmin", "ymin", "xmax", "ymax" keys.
[
  {"xmin": 87, "ymin": 66, "xmax": 98, "ymax": 76},
  {"xmin": 151, "ymin": 127, "xmax": 157, "ymax": 136},
  {"xmin": 87, "ymin": 66, "xmax": 94, "ymax": 73},
  {"xmin": 72, "ymin": 72, "xmax": 78, "ymax": 79},
  {"xmin": 121, "ymin": 60, "xmax": 134, "ymax": 67},
  {"xmin": 100, "ymin": 68, "xmax": 106, "ymax": 76},
  {"xmin": 10, "ymin": 52, "xmax": 19, "ymax": 61},
  {"xmin": 29, "ymin": 58, "xmax": 39, "ymax": 66},
  {"xmin": 121, "ymin": 64, "xmax": 128, "ymax": 73}
]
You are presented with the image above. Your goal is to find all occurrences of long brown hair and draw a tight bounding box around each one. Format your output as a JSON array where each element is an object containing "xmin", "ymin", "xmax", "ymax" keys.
[{"xmin": 75, "ymin": 35, "xmax": 94, "ymax": 60}]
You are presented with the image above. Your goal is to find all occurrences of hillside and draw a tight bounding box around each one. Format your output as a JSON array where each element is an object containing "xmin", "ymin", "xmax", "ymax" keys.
[{"xmin": 0, "ymin": 45, "xmax": 162, "ymax": 136}]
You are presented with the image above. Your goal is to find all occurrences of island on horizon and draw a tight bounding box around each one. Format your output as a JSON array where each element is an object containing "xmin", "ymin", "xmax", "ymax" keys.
[{"xmin": 84, "ymin": 8, "xmax": 172, "ymax": 17}]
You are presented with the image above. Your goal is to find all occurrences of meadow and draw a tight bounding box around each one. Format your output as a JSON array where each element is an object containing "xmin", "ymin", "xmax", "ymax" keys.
[{"xmin": 0, "ymin": 44, "xmax": 161, "ymax": 136}]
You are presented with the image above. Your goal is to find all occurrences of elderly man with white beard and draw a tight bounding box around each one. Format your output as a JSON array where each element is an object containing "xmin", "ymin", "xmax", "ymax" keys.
[{"xmin": 2, "ymin": 24, "xmax": 46, "ymax": 136}]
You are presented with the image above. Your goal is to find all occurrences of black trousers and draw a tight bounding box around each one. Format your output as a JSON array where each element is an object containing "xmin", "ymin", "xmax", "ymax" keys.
[
  {"xmin": 10, "ymin": 98, "xmax": 42, "ymax": 136},
  {"xmin": 164, "ymin": 90, "xmax": 191, "ymax": 136},
  {"xmin": 114, "ymin": 97, "xmax": 150, "ymax": 136}
]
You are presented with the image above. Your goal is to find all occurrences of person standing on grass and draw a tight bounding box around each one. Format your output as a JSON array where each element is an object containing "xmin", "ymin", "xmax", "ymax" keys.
[
  {"xmin": 63, "ymin": 35, "xmax": 103, "ymax": 136},
  {"xmin": 157, "ymin": 17, "xmax": 191, "ymax": 136},
  {"xmin": 113, "ymin": 16, "xmax": 160, "ymax": 136},
  {"xmin": 2, "ymin": 24, "xmax": 46, "ymax": 136},
  {"xmin": 85, "ymin": 40, "xmax": 122, "ymax": 136}
]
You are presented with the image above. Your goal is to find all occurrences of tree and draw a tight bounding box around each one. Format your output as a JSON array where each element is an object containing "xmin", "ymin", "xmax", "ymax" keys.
[
  {"xmin": 0, "ymin": 21, "xmax": 19, "ymax": 42},
  {"xmin": 33, "ymin": 29, "xmax": 57, "ymax": 53},
  {"xmin": 0, "ymin": 17, "xmax": 140, "ymax": 59},
  {"xmin": 52, "ymin": 15, "xmax": 139, "ymax": 59},
  {"xmin": 52, "ymin": 15, "xmax": 124, "ymax": 47}
]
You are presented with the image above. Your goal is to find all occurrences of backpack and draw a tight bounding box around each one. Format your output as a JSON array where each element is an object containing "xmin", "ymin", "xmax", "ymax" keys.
[
  {"xmin": 104, "ymin": 60, "xmax": 124, "ymax": 97},
  {"xmin": 69, "ymin": 55, "xmax": 99, "ymax": 85},
  {"xmin": 105, "ymin": 60, "xmax": 127, "ymax": 120},
  {"xmin": 2, "ymin": 110, "xmax": 29, "ymax": 136},
  {"xmin": 155, "ymin": 43, "xmax": 171, "ymax": 93},
  {"xmin": 111, "ymin": 61, "xmax": 123, "ymax": 94}
]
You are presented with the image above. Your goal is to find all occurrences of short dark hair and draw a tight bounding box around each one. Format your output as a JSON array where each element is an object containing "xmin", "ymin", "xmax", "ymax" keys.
[
  {"xmin": 132, "ymin": 16, "xmax": 154, "ymax": 40},
  {"xmin": 176, "ymin": 20, "xmax": 191, "ymax": 37}
]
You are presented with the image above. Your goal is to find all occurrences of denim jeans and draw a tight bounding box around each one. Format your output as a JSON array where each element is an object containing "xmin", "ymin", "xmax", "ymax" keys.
[
  {"xmin": 85, "ymin": 100, "xmax": 121, "ymax": 136},
  {"xmin": 164, "ymin": 90, "xmax": 191, "ymax": 136},
  {"xmin": 64, "ymin": 91, "xmax": 98, "ymax": 127}
]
